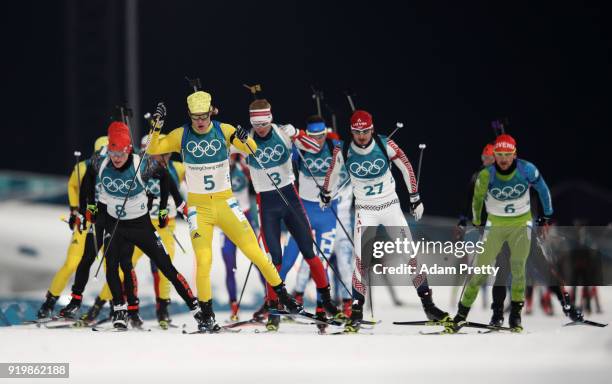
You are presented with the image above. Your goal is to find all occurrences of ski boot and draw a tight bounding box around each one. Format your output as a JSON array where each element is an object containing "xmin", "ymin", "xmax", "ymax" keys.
[
  {"xmin": 342, "ymin": 299, "xmax": 352, "ymax": 318},
  {"xmin": 156, "ymin": 298, "xmax": 172, "ymax": 329},
  {"xmin": 541, "ymin": 289, "xmax": 553, "ymax": 316},
  {"xmin": 420, "ymin": 289, "xmax": 451, "ymax": 322},
  {"xmin": 509, "ymin": 301, "xmax": 524, "ymax": 333},
  {"xmin": 57, "ymin": 295, "xmax": 82, "ymax": 319},
  {"xmin": 229, "ymin": 301, "xmax": 239, "ymax": 322},
  {"xmin": 273, "ymin": 283, "xmax": 303, "ymax": 314},
  {"xmin": 76, "ymin": 297, "xmax": 106, "ymax": 327},
  {"xmin": 252, "ymin": 300, "xmax": 269, "ymax": 322},
  {"xmin": 525, "ymin": 293, "xmax": 533, "ymax": 315},
  {"xmin": 265, "ymin": 300, "xmax": 281, "ymax": 331},
  {"xmin": 37, "ymin": 291, "xmax": 59, "ymax": 320},
  {"xmin": 489, "ymin": 301, "xmax": 504, "ymax": 327},
  {"xmin": 317, "ymin": 285, "xmax": 346, "ymax": 321},
  {"xmin": 195, "ymin": 300, "xmax": 221, "ymax": 333},
  {"xmin": 127, "ymin": 306, "xmax": 144, "ymax": 329},
  {"xmin": 344, "ymin": 302, "xmax": 363, "ymax": 333},
  {"xmin": 112, "ymin": 303, "xmax": 128, "ymax": 329},
  {"xmin": 315, "ymin": 307, "xmax": 328, "ymax": 333},
  {"xmin": 562, "ymin": 292, "xmax": 584, "ymax": 322},
  {"xmin": 293, "ymin": 291, "xmax": 304, "ymax": 306},
  {"xmin": 444, "ymin": 303, "xmax": 470, "ymax": 334}
]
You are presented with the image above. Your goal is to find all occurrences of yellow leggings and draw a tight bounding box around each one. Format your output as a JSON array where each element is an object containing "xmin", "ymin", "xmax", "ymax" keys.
[
  {"xmin": 99, "ymin": 219, "xmax": 176, "ymax": 301},
  {"xmin": 48, "ymin": 223, "xmax": 91, "ymax": 296},
  {"xmin": 188, "ymin": 190, "xmax": 281, "ymax": 301}
]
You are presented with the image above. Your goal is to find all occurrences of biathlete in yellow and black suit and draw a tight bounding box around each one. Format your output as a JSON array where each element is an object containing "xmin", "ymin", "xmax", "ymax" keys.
[
  {"xmin": 146, "ymin": 92, "xmax": 302, "ymax": 332},
  {"xmin": 81, "ymin": 135, "xmax": 187, "ymax": 328},
  {"xmin": 36, "ymin": 136, "xmax": 109, "ymax": 320}
]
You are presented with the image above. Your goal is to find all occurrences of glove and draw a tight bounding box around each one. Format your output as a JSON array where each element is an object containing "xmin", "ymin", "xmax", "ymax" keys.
[
  {"xmin": 151, "ymin": 102, "xmax": 166, "ymax": 132},
  {"xmin": 409, "ymin": 193, "xmax": 424, "ymax": 221},
  {"xmin": 158, "ymin": 208, "xmax": 169, "ymax": 228},
  {"xmin": 234, "ymin": 125, "xmax": 249, "ymax": 143},
  {"xmin": 68, "ymin": 207, "xmax": 79, "ymax": 230},
  {"xmin": 453, "ymin": 217, "xmax": 468, "ymax": 242},
  {"xmin": 536, "ymin": 216, "xmax": 552, "ymax": 238},
  {"xmin": 85, "ymin": 204, "xmax": 98, "ymax": 224},
  {"xmin": 177, "ymin": 201, "xmax": 189, "ymax": 219},
  {"xmin": 319, "ymin": 189, "xmax": 332, "ymax": 209}
]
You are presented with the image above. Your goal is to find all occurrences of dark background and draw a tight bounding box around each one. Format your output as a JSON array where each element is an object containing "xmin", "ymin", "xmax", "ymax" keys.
[{"xmin": 2, "ymin": 1, "xmax": 610, "ymax": 223}]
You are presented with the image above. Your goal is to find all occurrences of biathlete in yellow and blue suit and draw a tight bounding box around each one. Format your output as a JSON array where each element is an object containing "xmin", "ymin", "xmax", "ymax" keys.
[{"xmin": 146, "ymin": 92, "xmax": 302, "ymax": 332}]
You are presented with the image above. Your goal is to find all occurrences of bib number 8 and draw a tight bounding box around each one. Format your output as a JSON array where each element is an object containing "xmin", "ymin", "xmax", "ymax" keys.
[{"xmin": 364, "ymin": 182, "xmax": 383, "ymax": 196}]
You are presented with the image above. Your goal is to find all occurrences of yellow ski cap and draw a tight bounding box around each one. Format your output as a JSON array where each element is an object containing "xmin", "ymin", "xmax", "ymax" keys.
[
  {"xmin": 94, "ymin": 136, "xmax": 109, "ymax": 152},
  {"xmin": 187, "ymin": 91, "xmax": 212, "ymax": 114}
]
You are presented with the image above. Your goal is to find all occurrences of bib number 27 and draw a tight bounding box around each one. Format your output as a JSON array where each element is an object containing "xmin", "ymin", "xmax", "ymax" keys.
[{"xmin": 364, "ymin": 182, "xmax": 383, "ymax": 196}]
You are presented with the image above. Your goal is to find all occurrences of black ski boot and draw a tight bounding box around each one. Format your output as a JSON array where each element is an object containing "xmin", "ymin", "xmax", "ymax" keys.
[
  {"xmin": 509, "ymin": 301, "xmax": 524, "ymax": 332},
  {"xmin": 128, "ymin": 307, "xmax": 144, "ymax": 329},
  {"xmin": 195, "ymin": 300, "xmax": 221, "ymax": 333},
  {"xmin": 37, "ymin": 291, "xmax": 59, "ymax": 320},
  {"xmin": 317, "ymin": 285, "xmax": 346, "ymax": 320},
  {"xmin": 562, "ymin": 292, "xmax": 584, "ymax": 322},
  {"xmin": 444, "ymin": 303, "xmax": 470, "ymax": 334},
  {"xmin": 58, "ymin": 296, "xmax": 82, "ymax": 319},
  {"xmin": 156, "ymin": 298, "xmax": 172, "ymax": 329},
  {"xmin": 420, "ymin": 289, "xmax": 450, "ymax": 321},
  {"xmin": 489, "ymin": 301, "xmax": 505, "ymax": 327},
  {"xmin": 265, "ymin": 300, "xmax": 281, "ymax": 331},
  {"xmin": 315, "ymin": 307, "xmax": 328, "ymax": 333},
  {"xmin": 344, "ymin": 302, "xmax": 363, "ymax": 333},
  {"xmin": 112, "ymin": 304, "xmax": 128, "ymax": 329},
  {"xmin": 272, "ymin": 283, "xmax": 303, "ymax": 314},
  {"xmin": 76, "ymin": 297, "xmax": 106, "ymax": 326},
  {"xmin": 252, "ymin": 300, "xmax": 269, "ymax": 322}
]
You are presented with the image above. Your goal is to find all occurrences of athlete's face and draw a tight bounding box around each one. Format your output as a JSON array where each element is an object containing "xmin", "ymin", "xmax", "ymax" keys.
[
  {"xmin": 481, "ymin": 155, "xmax": 495, "ymax": 166},
  {"xmin": 109, "ymin": 151, "xmax": 129, "ymax": 168},
  {"xmin": 352, "ymin": 128, "xmax": 373, "ymax": 146},
  {"xmin": 190, "ymin": 111, "xmax": 212, "ymax": 133},
  {"xmin": 252, "ymin": 123, "xmax": 272, "ymax": 137},
  {"xmin": 494, "ymin": 152, "xmax": 516, "ymax": 170},
  {"xmin": 308, "ymin": 133, "xmax": 327, "ymax": 150}
]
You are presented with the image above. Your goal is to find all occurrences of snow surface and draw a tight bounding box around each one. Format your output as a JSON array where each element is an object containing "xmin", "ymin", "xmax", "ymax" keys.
[{"xmin": 1, "ymin": 286, "xmax": 610, "ymax": 384}]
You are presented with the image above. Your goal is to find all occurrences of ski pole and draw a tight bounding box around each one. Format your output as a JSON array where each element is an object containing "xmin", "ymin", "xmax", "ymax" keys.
[
  {"xmin": 416, "ymin": 143, "xmax": 426, "ymax": 189},
  {"xmin": 236, "ymin": 262, "xmax": 254, "ymax": 312}
]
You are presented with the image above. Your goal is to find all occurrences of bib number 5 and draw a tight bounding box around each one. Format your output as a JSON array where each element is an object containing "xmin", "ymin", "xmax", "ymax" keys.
[{"xmin": 204, "ymin": 175, "xmax": 215, "ymax": 191}]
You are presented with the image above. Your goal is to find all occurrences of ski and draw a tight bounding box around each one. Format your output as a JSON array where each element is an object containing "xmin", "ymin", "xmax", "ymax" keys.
[
  {"xmin": 564, "ymin": 319, "xmax": 607, "ymax": 328},
  {"xmin": 393, "ymin": 319, "xmax": 513, "ymax": 332},
  {"xmin": 268, "ymin": 309, "xmax": 344, "ymax": 327},
  {"xmin": 419, "ymin": 330, "xmax": 467, "ymax": 335},
  {"xmin": 182, "ymin": 327, "xmax": 241, "ymax": 334},
  {"xmin": 92, "ymin": 326, "xmax": 127, "ymax": 332},
  {"xmin": 224, "ymin": 318, "xmax": 265, "ymax": 329}
]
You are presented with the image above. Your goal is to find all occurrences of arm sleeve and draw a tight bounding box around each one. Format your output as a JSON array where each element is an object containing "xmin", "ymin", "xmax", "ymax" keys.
[
  {"xmin": 471, "ymin": 169, "xmax": 489, "ymax": 226},
  {"xmin": 157, "ymin": 168, "xmax": 170, "ymax": 212},
  {"xmin": 323, "ymin": 146, "xmax": 344, "ymax": 193},
  {"xmin": 147, "ymin": 127, "xmax": 183, "ymax": 155},
  {"xmin": 68, "ymin": 161, "xmax": 87, "ymax": 208},
  {"xmin": 461, "ymin": 171, "xmax": 479, "ymax": 222},
  {"xmin": 221, "ymin": 123, "xmax": 258, "ymax": 155},
  {"xmin": 528, "ymin": 163, "xmax": 553, "ymax": 216},
  {"xmin": 285, "ymin": 126, "xmax": 320, "ymax": 153},
  {"xmin": 79, "ymin": 163, "xmax": 97, "ymax": 211},
  {"xmin": 167, "ymin": 169, "xmax": 184, "ymax": 208},
  {"xmin": 387, "ymin": 139, "xmax": 418, "ymax": 195}
]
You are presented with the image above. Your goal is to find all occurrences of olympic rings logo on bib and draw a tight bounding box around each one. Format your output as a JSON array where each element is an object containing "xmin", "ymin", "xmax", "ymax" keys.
[
  {"xmin": 305, "ymin": 157, "xmax": 332, "ymax": 172},
  {"xmin": 349, "ymin": 159, "xmax": 386, "ymax": 177},
  {"xmin": 146, "ymin": 179, "xmax": 160, "ymax": 196},
  {"xmin": 255, "ymin": 144, "xmax": 285, "ymax": 164},
  {"xmin": 186, "ymin": 139, "xmax": 223, "ymax": 158},
  {"xmin": 102, "ymin": 176, "xmax": 135, "ymax": 194},
  {"xmin": 490, "ymin": 184, "xmax": 527, "ymax": 200}
]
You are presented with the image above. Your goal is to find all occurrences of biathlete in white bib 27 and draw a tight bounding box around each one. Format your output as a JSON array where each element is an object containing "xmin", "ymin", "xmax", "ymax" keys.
[
  {"xmin": 321, "ymin": 110, "xmax": 449, "ymax": 333},
  {"xmin": 146, "ymin": 91, "xmax": 302, "ymax": 332},
  {"xmin": 246, "ymin": 99, "xmax": 343, "ymax": 331}
]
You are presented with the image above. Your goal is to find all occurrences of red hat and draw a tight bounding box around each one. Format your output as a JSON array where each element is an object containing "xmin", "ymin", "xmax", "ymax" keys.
[
  {"xmin": 482, "ymin": 143, "xmax": 495, "ymax": 157},
  {"xmin": 350, "ymin": 110, "xmax": 373, "ymax": 131},
  {"xmin": 108, "ymin": 121, "xmax": 132, "ymax": 153},
  {"xmin": 494, "ymin": 134, "xmax": 516, "ymax": 153}
]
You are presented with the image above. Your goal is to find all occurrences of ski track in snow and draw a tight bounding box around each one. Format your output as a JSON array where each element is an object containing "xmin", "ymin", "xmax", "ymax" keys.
[{"xmin": 1, "ymin": 287, "xmax": 611, "ymax": 384}]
